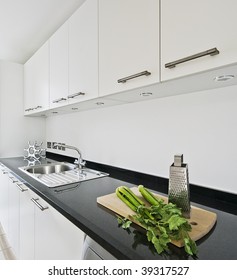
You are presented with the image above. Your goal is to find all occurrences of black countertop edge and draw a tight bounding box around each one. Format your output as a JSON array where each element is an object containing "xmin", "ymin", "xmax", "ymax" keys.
[{"xmin": 47, "ymin": 152, "xmax": 237, "ymax": 215}]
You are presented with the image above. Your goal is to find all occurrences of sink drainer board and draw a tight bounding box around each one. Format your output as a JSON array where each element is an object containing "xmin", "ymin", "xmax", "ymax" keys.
[
  {"xmin": 27, "ymin": 169, "xmax": 108, "ymax": 187},
  {"xmin": 97, "ymin": 187, "xmax": 217, "ymax": 247}
]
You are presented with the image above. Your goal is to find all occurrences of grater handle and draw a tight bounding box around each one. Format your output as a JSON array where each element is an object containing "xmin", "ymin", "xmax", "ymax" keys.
[{"xmin": 174, "ymin": 154, "xmax": 183, "ymax": 167}]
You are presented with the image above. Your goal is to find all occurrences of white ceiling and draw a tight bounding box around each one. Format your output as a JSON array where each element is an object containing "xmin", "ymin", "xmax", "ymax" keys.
[{"xmin": 0, "ymin": 0, "xmax": 86, "ymax": 64}]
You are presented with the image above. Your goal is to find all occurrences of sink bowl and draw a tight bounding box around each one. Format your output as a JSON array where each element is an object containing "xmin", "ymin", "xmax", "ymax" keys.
[
  {"xmin": 23, "ymin": 162, "xmax": 75, "ymax": 175},
  {"xmin": 19, "ymin": 161, "xmax": 109, "ymax": 188}
]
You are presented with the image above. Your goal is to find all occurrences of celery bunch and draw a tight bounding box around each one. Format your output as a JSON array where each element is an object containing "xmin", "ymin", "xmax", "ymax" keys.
[{"xmin": 116, "ymin": 185, "xmax": 197, "ymax": 256}]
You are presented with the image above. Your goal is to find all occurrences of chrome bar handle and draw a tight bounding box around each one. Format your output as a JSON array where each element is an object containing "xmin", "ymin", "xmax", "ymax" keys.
[
  {"xmin": 34, "ymin": 105, "xmax": 43, "ymax": 110},
  {"xmin": 9, "ymin": 176, "xmax": 18, "ymax": 183},
  {"xmin": 16, "ymin": 183, "xmax": 28, "ymax": 192},
  {"xmin": 67, "ymin": 92, "xmax": 85, "ymax": 99},
  {"xmin": 25, "ymin": 108, "xmax": 33, "ymax": 112},
  {"xmin": 165, "ymin": 47, "xmax": 220, "ymax": 69},
  {"xmin": 31, "ymin": 198, "xmax": 49, "ymax": 211},
  {"xmin": 52, "ymin": 97, "xmax": 67, "ymax": 103},
  {"xmin": 117, "ymin": 70, "xmax": 151, "ymax": 83}
]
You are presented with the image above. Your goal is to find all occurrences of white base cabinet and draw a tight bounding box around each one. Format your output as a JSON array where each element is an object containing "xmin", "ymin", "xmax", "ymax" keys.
[
  {"xmin": 0, "ymin": 165, "xmax": 9, "ymax": 236},
  {"xmin": 34, "ymin": 194, "xmax": 84, "ymax": 260},
  {"xmin": 19, "ymin": 188, "xmax": 35, "ymax": 259},
  {"xmin": 0, "ymin": 164, "xmax": 85, "ymax": 260},
  {"xmin": 8, "ymin": 176, "xmax": 21, "ymax": 258}
]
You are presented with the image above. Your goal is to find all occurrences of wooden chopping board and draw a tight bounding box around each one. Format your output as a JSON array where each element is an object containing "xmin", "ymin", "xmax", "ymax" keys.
[{"xmin": 97, "ymin": 187, "xmax": 217, "ymax": 247}]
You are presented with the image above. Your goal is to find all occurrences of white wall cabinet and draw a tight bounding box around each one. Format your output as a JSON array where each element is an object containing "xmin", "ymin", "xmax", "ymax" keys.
[
  {"xmin": 24, "ymin": 41, "xmax": 49, "ymax": 115},
  {"xmin": 0, "ymin": 61, "xmax": 45, "ymax": 156},
  {"xmin": 48, "ymin": 0, "xmax": 98, "ymax": 111},
  {"xmin": 68, "ymin": 0, "xmax": 98, "ymax": 103},
  {"xmin": 161, "ymin": 0, "xmax": 237, "ymax": 81},
  {"xmin": 23, "ymin": 0, "xmax": 237, "ymax": 116},
  {"xmin": 98, "ymin": 0, "xmax": 159, "ymax": 97},
  {"xmin": 49, "ymin": 22, "xmax": 69, "ymax": 109}
]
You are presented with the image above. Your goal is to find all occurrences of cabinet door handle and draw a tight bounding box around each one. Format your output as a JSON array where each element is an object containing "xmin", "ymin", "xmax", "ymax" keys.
[
  {"xmin": 117, "ymin": 70, "xmax": 151, "ymax": 83},
  {"xmin": 9, "ymin": 176, "xmax": 18, "ymax": 183},
  {"xmin": 34, "ymin": 105, "xmax": 42, "ymax": 110},
  {"xmin": 25, "ymin": 108, "xmax": 33, "ymax": 112},
  {"xmin": 52, "ymin": 97, "xmax": 67, "ymax": 103},
  {"xmin": 165, "ymin": 47, "xmax": 220, "ymax": 69},
  {"xmin": 31, "ymin": 198, "xmax": 49, "ymax": 211},
  {"xmin": 16, "ymin": 183, "xmax": 28, "ymax": 192},
  {"xmin": 67, "ymin": 92, "xmax": 85, "ymax": 99},
  {"xmin": 26, "ymin": 106, "xmax": 42, "ymax": 111}
]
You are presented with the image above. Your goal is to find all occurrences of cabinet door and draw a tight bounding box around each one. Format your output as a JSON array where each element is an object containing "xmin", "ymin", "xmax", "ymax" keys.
[
  {"xmin": 68, "ymin": 0, "xmax": 98, "ymax": 103},
  {"xmin": 161, "ymin": 0, "xmax": 237, "ymax": 81},
  {"xmin": 19, "ymin": 188, "xmax": 34, "ymax": 260},
  {"xmin": 8, "ymin": 176, "xmax": 20, "ymax": 258},
  {"xmin": 49, "ymin": 22, "xmax": 69, "ymax": 108},
  {"xmin": 24, "ymin": 41, "xmax": 49, "ymax": 114},
  {"xmin": 34, "ymin": 196, "xmax": 84, "ymax": 260},
  {"xmin": 99, "ymin": 0, "xmax": 159, "ymax": 96},
  {"xmin": 0, "ymin": 167, "xmax": 9, "ymax": 235}
]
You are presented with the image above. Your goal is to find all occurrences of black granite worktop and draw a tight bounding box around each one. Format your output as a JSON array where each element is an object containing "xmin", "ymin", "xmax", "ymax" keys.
[{"xmin": 1, "ymin": 155, "xmax": 237, "ymax": 260}]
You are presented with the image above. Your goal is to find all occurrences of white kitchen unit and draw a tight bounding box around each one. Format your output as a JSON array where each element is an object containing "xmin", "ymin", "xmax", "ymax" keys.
[
  {"xmin": 0, "ymin": 165, "xmax": 9, "ymax": 236},
  {"xmin": 68, "ymin": 0, "xmax": 98, "ymax": 103},
  {"xmin": 0, "ymin": 163, "xmax": 85, "ymax": 260},
  {"xmin": 0, "ymin": 170, "xmax": 31, "ymax": 259},
  {"xmin": 21, "ymin": 187, "xmax": 85, "ymax": 260},
  {"xmin": 24, "ymin": 41, "xmax": 49, "ymax": 115},
  {"xmin": 19, "ymin": 186, "xmax": 34, "ymax": 259},
  {"xmin": 0, "ymin": 61, "xmax": 45, "ymax": 155},
  {"xmin": 98, "ymin": 0, "xmax": 159, "ymax": 97},
  {"xmin": 34, "ymin": 194, "xmax": 84, "ymax": 260},
  {"xmin": 19, "ymin": 187, "xmax": 84, "ymax": 260},
  {"xmin": 161, "ymin": 0, "xmax": 237, "ymax": 81},
  {"xmin": 7, "ymin": 175, "xmax": 22, "ymax": 258},
  {"xmin": 49, "ymin": 22, "xmax": 69, "ymax": 109},
  {"xmin": 22, "ymin": 0, "xmax": 237, "ymax": 117}
]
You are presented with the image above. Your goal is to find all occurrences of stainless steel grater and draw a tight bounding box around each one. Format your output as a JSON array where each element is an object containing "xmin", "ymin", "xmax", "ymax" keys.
[{"xmin": 168, "ymin": 154, "xmax": 190, "ymax": 218}]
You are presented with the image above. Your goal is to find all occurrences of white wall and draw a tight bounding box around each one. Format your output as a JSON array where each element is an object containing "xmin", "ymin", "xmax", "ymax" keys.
[
  {"xmin": 0, "ymin": 61, "xmax": 46, "ymax": 157},
  {"xmin": 46, "ymin": 85, "xmax": 237, "ymax": 194}
]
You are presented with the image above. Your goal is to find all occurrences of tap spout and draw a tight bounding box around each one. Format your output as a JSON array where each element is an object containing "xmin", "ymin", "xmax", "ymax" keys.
[{"xmin": 53, "ymin": 143, "xmax": 85, "ymax": 169}]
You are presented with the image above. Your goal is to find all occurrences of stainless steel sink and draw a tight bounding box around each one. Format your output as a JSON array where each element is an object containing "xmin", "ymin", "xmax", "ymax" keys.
[
  {"xmin": 19, "ymin": 161, "xmax": 109, "ymax": 188},
  {"xmin": 23, "ymin": 162, "xmax": 75, "ymax": 175}
]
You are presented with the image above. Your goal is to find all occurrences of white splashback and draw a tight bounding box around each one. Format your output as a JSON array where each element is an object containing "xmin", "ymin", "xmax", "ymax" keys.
[{"xmin": 46, "ymin": 85, "xmax": 237, "ymax": 194}]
